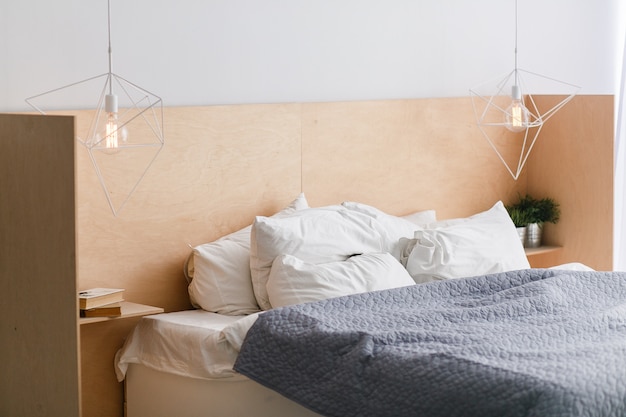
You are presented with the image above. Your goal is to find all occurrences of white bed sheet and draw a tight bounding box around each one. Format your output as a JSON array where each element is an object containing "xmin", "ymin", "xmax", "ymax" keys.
[{"xmin": 114, "ymin": 309, "xmax": 257, "ymax": 382}]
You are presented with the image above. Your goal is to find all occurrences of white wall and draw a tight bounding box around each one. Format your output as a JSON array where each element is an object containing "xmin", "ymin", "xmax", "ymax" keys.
[{"xmin": 0, "ymin": 0, "xmax": 621, "ymax": 112}]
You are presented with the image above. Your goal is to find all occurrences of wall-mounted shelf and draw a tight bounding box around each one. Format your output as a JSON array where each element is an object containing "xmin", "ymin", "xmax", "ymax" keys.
[
  {"xmin": 79, "ymin": 301, "xmax": 164, "ymax": 325},
  {"xmin": 524, "ymin": 246, "xmax": 562, "ymax": 257}
]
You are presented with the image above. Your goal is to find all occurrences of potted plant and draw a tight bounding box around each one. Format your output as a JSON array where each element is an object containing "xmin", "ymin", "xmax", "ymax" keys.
[
  {"xmin": 506, "ymin": 194, "xmax": 560, "ymax": 248},
  {"xmin": 505, "ymin": 204, "xmax": 531, "ymax": 246}
]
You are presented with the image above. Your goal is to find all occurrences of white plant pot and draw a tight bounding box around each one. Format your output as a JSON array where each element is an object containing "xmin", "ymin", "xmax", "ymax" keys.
[{"xmin": 516, "ymin": 227, "xmax": 527, "ymax": 247}]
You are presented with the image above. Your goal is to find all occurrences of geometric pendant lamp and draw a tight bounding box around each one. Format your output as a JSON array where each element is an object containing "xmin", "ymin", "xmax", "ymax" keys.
[
  {"xmin": 469, "ymin": 0, "xmax": 579, "ymax": 180},
  {"xmin": 25, "ymin": 0, "xmax": 164, "ymax": 216}
]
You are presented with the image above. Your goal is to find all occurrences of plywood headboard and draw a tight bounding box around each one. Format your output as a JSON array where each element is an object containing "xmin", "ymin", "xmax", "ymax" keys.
[
  {"xmin": 71, "ymin": 97, "xmax": 527, "ymax": 313},
  {"xmin": 70, "ymin": 95, "xmax": 613, "ymax": 315}
]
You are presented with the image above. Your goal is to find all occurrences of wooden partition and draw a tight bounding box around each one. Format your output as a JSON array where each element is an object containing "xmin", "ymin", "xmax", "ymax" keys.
[
  {"xmin": 0, "ymin": 114, "xmax": 80, "ymax": 417},
  {"xmin": 1, "ymin": 95, "xmax": 613, "ymax": 417}
]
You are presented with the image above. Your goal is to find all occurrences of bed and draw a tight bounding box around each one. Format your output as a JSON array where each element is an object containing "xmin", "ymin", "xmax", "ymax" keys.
[{"xmin": 115, "ymin": 195, "xmax": 624, "ymax": 417}]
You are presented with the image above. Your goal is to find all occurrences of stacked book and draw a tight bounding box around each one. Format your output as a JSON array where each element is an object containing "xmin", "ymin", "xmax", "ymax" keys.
[{"xmin": 79, "ymin": 288, "xmax": 125, "ymax": 318}]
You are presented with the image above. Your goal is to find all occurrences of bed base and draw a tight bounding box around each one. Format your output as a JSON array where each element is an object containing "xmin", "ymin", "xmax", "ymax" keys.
[{"xmin": 125, "ymin": 363, "xmax": 323, "ymax": 417}]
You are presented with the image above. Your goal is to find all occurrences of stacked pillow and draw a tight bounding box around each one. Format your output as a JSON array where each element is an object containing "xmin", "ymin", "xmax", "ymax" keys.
[
  {"xmin": 250, "ymin": 203, "xmax": 436, "ymax": 310},
  {"xmin": 187, "ymin": 193, "xmax": 308, "ymax": 315},
  {"xmin": 267, "ymin": 253, "xmax": 415, "ymax": 308},
  {"xmin": 402, "ymin": 201, "xmax": 530, "ymax": 283},
  {"xmin": 189, "ymin": 198, "xmax": 529, "ymax": 314},
  {"xmin": 340, "ymin": 202, "xmax": 436, "ymax": 258},
  {"xmin": 252, "ymin": 206, "xmax": 376, "ymax": 310}
]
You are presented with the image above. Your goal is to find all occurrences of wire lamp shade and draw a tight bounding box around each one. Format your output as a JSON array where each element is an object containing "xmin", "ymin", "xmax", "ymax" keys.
[
  {"xmin": 25, "ymin": 0, "xmax": 164, "ymax": 216},
  {"xmin": 469, "ymin": 1, "xmax": 579, "ymax": 180}
]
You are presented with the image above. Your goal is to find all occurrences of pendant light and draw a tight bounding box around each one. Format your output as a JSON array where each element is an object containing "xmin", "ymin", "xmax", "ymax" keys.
[
  {"xmin": 469, "ymin": 0, "xmax": 579, "ymax": 180},
  {"xmin": 26, "ymin": 0, "xmax": 164, "ymax": 216},
  {"xmin": 89, "ymin": 0, "xmax": 132, "ymax": 154},
  {"xmin": 503, "ymin": 4, "xmax": 532, "ymax": 133}
]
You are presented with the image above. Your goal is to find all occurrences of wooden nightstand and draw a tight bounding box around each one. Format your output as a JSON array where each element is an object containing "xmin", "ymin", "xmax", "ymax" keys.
[{"xmin": 79, "ymin": 301, "xmax": 164, "ymax": 325}]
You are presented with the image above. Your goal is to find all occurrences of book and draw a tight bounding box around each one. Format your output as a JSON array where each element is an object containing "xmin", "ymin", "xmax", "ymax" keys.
[
  {"xmin": 78, "ymin": 288, "xmax": 124, "ymax": 309},
  {"xmin": 80, "ymin": 302, "xmax": 122, "ymax": 318}
]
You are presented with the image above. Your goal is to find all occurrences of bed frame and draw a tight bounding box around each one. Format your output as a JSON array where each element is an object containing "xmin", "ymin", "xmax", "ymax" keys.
[
  {"xmin": 2, "ymin": 95, "xmax": 614, "ymax": 417},
  {"xmin": 126, "ymin": 364, "xmax": 323, "ymax": 417}
]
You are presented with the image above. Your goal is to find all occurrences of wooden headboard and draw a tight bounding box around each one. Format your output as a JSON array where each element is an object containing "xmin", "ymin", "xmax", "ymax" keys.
[
  {"xmin": 73, "ymin": 96, "xmax": 613, "ymax": 315},
  {"xmin": 3, "ymin": 94, "xmax": 612, "ymax": 417},
  {"xmin": 75, "ymin": 98, "xmax": 527, "ymax": 313}
]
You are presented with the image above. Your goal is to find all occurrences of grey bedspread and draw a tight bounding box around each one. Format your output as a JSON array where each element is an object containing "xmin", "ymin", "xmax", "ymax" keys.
[{"xmin": 234, "ymin": 269, "xmax": 626, "ymax": 417}]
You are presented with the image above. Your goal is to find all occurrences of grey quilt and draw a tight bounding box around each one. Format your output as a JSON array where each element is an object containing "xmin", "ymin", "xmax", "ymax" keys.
[{"xmin": 234, "ymin": 269, "xmax": 626, "ymax": 417}]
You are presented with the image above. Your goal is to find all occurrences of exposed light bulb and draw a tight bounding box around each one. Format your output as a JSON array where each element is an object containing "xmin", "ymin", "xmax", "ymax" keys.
[
  {"xmin": 504, "ymin": 85, "xmax": 529, "ymax": 132},
  {"xmin": 100, "ymin": 93, "xmax": 128, "ymax": 154},
  {"xmin": 105, "ymin": 111, "xmax": 120, "ymax": 150}
]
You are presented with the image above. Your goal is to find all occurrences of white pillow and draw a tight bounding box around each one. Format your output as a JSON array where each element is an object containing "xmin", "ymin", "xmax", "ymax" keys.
[
  {"xmin": 401, "ymin": 209, "xmax": 437, "ymax": 226},
  {"xmin": 405, "ymin": 201, "xmax": 530, "ymax": 284},
  {"xmin": 341, "ymin": 201, "xmax": 436, "ymax": 258},
  {"xmin": 267, "ymin": 253, "xmax": 415, "ymax": 308},
  {"xmin": 250, "ymin": 206, "xmax": 385, "ymax": 310},
  {"xmin": 188, "ymin": 193, "xmax": 308, "ymax": 315}
]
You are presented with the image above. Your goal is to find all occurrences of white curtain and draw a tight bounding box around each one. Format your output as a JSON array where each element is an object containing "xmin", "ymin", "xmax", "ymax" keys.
[{"xmin": 616, "ymin": 28, "xmax": 626, "ymax": 271}]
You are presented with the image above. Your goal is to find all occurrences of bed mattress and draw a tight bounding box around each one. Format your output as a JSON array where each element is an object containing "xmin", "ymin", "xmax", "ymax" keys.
[
  {"xmin": 117, "ymin": 310, "xmax": 322, "ymax": 416},
  {"xmin": 115, "ymin": 309, "xmax": 256, "ymax": 381}
]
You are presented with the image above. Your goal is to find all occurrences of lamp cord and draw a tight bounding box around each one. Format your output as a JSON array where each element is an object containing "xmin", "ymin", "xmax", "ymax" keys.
[
  {"xmin": 107, "ymin": 0, "xmax": 113, "ymax": 95},
  {"xmin": 514, "ymin": 0, "xmax": 519, "ymax": 86}
]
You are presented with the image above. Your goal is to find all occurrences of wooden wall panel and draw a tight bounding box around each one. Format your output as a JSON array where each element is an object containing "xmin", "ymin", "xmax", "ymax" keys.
[
  {"xmin": 74, "ymin": 98, "xmax": 529, "ymax": 316},
  {"xmin": 301, "ymin": 98, "xmax": 524, "ymax": 219},
  {"xmin": 527, "ymin": 95, "xmax": 614, "ymax": 270},
  {"xmin": 0, "ymin": 114, "xmax": 80, "ymax": 417}
]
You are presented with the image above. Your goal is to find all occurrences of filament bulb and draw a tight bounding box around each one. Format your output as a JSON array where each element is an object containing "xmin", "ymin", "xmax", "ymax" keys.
[
  {"xmin": 99, "ymin": 94, "xmax": 128, "ymax": 153},
  {"xmin": 105, "ymin": 112, "xmax": 120, "ymax": 150},
  {"xmin": 504, "ymin": 85, "xmax": 529, "ymax": 132}
]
